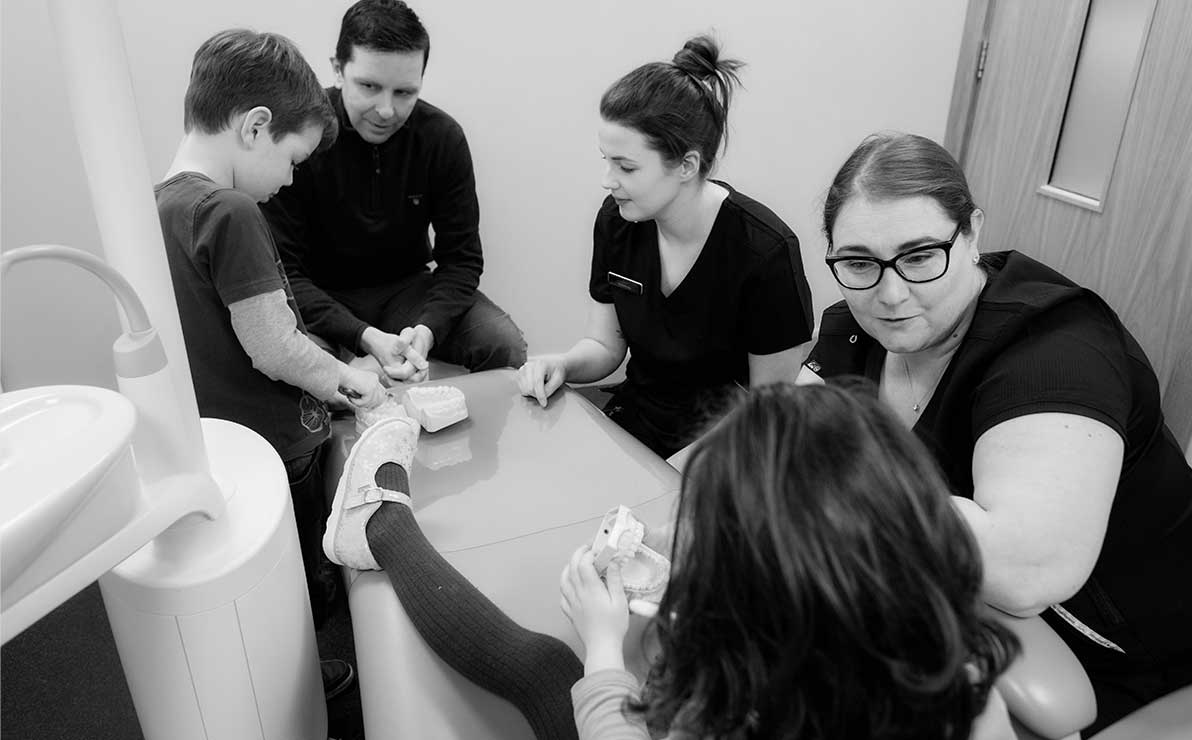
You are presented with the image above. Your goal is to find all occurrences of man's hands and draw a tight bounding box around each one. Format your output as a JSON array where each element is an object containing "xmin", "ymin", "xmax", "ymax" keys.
[
  {"xmin": 360, "ymin": 325, "xmax": 431, "ymax": 383},
  {"xmin": 397, "ymin": 324, "xmax": 433, "ymax": 383}
]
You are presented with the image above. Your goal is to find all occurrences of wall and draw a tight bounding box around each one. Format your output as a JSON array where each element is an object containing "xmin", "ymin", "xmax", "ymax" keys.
[{"xmin": 1, "ymin": 0, "xmax": 966, "ymax": 390}]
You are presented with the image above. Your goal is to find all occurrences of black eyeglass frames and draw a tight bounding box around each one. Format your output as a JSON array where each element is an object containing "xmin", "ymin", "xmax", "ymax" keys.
[{"xmin": 825, "ymin": 224, "xmax": 963, "ymax": 290}]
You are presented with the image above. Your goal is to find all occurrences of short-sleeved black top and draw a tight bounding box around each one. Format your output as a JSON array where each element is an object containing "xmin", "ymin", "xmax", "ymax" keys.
[
  {"xmin": 589, "ymin": 184, "xmax": 813, "ymax": 441},
  {"xmin": 157, "ymin": 172, "xmax": 330, "ymax": 461},
  {"xmin": 806, "ymin": 250, "xmax": 1192, "ymax": 669}
]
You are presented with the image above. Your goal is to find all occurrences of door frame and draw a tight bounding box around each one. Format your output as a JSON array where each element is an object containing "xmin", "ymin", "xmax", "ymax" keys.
[{"xmin": 944, "ymin": 0, "xmax": 996, "ymax": 165}]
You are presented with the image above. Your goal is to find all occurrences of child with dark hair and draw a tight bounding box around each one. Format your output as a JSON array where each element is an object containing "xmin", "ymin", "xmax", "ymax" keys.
[
  {"xmin": 562, "ymin": 382, "xmax": 1020, "ymax": 739},
  {"xmin": 156, "ymin": 28, "xmax": 386, "ymax": 699},
  {"xmin": 517, "ymin": 35, "xmax": 814, "ymax": 459},
  {"xmin": 327, "ymin": 382, "xmax": 1018, "ymax": 739}
]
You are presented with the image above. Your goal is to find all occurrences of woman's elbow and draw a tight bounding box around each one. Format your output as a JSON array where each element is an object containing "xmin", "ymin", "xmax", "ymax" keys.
[{"xmin": 984, "ymin": 563, "xmax": 1089, "ymax": 617}]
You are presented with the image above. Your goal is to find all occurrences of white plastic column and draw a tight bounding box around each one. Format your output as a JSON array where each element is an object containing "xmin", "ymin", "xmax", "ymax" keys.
[{"xmin": 46, "ymin": 0, "xmax": 210, "ymax": 488}]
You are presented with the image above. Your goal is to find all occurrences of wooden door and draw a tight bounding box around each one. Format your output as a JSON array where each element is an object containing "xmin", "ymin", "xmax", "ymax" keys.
[{"xmin": 947, "ymin": 0, "xmax": 1192, "ymax": 446}]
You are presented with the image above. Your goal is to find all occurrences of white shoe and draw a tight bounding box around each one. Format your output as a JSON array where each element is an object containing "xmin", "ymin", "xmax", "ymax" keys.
[{"xmin": 324, "ymin": 416, "xmax": 420, "ymax": 570}]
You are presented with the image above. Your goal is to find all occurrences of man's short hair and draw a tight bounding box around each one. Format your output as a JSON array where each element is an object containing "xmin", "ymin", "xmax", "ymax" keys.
[
  {"xmin": 335, "ymin": 0, "xmax": 430, "ymax": 68},
  {"xmin": 184, "ymin": 29, "xmax": 337, "ymax": 150}
]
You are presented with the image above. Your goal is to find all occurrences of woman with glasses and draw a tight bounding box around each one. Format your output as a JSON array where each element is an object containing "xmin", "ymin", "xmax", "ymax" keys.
[
  {"xmin": 800, "ymin": 131, "xmax": 1192, "ymax": 734},
  {"xmin": 516, "ymin": 36, "xmax": 814, "ymax": 459}
]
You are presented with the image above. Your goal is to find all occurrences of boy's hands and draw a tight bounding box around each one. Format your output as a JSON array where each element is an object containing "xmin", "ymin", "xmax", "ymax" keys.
[
  {"xmin": 338, "ymin": 363, "xmax": 386, "ymax": 409},
  {"xmin": 360, "ymin": 326, "xmax": 429, "ymax": 382},
  {"xmin": 517, "ymin": 355, "xmax": 568, "ymax": 407},
  {"xmin": 560, "ymin": 545, "xmax": 629, "ymax": 674}
]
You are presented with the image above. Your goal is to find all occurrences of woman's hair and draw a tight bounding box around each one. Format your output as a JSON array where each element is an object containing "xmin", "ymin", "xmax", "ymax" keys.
[
  {"xmin": 823, "ymin": 132, "xmax": 978, "ymax": 248},
  {"xmin": 632, "ymin": 381, "xmax": 1018, "ymax": 739},
  {"xmin": 600, "ymin": 35, "xmax": 743, "ymax": 177}
]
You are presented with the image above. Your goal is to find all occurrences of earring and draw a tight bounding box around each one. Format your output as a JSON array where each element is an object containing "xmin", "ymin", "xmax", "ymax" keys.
[{"xmin": 972, "ymin": 254, "xmax": 980, "ymax": 264}]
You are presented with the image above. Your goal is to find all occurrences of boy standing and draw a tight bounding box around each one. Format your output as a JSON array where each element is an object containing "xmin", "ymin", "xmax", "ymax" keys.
[{"xmin": 156, "ymin": 29, "xmax": 384, "ymax": 700}]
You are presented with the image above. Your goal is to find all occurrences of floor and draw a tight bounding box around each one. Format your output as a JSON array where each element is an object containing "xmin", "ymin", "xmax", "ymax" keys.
[{"xmin": 0, "ymin": 578, "xmax": 366, "ymax": 740}]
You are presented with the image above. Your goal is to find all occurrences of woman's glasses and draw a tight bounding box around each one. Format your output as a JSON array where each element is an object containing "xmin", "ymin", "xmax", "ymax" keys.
[{"xmin": 825, "ymin": 224, "xmax": 963, "ymax": 290}]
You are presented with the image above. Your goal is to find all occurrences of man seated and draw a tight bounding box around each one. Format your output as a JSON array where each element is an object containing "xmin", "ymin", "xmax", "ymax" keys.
[{"xmin": 262, "ymin": 0, "xmax": 526, "ymax": 383}]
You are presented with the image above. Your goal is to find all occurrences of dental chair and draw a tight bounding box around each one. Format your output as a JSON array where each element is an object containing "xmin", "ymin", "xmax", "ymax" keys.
[
  {"xmin": 997, "ymin": 437, "xmax": 1192, "ymax": 739},
  {"xmin": 997, "ymin": 613, "xmax": 1192, "ymax": 740}
]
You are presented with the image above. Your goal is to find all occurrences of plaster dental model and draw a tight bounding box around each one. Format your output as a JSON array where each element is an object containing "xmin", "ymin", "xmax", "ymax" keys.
[
  {"xmin": 402, "ymin": 385, "xmax": 469, "ymax": 433},
  {"xmin": 591, "ymin": 505, "xmax": 669, "ymax": 614}
]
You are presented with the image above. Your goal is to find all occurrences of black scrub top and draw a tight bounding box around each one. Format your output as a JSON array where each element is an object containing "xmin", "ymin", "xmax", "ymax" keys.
[
  {"xmin": 588, "ymin": 183, "xmax": 813, "ymax": 445},
  {"xmin": 806, "ymin": 250, "xmax": 1192, "ymax": 691}
]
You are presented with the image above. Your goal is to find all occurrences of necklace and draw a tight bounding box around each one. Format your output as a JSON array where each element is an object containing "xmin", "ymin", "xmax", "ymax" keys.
[{"xmin": 903, "ymin": 357, "xmax": 947, "ymax": 413}]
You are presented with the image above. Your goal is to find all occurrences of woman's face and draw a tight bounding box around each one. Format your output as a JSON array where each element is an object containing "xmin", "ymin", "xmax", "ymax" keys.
[
  {"xmin": 830, "ymin": 195, "xmax": 983, "ymax": 354},
  {"xmin": 598, "ymin": 119, "xmax": 683, "ymax": 222}
]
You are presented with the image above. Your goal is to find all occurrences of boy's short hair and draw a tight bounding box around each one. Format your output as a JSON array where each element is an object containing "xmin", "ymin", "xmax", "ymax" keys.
[
  {"xmin": 335, "ymin": 0, "xmax": 430, "ymax": 68},
  {"xmin": 184, "ymin": 29, "xmax": 337, "ymax": 151}
]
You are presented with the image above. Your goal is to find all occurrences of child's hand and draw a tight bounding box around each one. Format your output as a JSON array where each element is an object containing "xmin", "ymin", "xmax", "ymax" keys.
[
  {"xmin": 560, "ymin": 545, "xmax": 629, "ymax": 673},
  {"xmin": 339, "ymin": 364, "xmax": 386, "ymax": 409}
]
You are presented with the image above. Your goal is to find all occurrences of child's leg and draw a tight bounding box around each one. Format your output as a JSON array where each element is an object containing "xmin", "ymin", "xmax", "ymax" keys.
[
  {"xmin": 328, "ymin": 418, "xmax": 582, "ymax": 740},
  {"xmin": 285, "ymin": 444, "xmax": 334, "ymax": 629},
  {"xmin": 367, "ymin": 492, "xmax": 582, "ymax": 740}
]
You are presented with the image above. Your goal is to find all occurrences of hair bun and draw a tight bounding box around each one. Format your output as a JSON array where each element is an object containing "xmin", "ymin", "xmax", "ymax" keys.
[{"xmin": 672, "ymin": 35, "xmax": 722, "ymax": 80}]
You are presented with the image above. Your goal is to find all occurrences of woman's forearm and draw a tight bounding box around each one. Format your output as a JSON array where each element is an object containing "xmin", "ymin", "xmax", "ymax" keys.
[{"xmin": 562, "ymin": 337, "xmax": 627, "ymax": 384}]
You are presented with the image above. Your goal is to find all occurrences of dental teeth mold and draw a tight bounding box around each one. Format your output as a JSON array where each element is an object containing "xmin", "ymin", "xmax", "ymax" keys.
[
  {"xmin": 591, "ymin": 505, "xmax": 669, "ymax": 598},
  {"xmin": 402, "ymin": 385, "xmax": 469, "ymax": 432}
]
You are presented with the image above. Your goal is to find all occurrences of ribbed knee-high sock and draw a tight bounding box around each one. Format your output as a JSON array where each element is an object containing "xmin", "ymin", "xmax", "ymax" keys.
[{"xmin": 367, "ymin": 464, "xmax": 583, "ymax": 740}]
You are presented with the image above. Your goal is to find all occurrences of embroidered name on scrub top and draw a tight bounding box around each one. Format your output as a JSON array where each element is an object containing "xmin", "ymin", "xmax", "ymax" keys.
[{"xmin": 607, "ymin": 271, "xmax": 644, "ymax": 295}]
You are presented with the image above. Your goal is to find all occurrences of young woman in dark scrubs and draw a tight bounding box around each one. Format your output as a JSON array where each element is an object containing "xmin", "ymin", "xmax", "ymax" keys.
[{"xmin": 517, "ymin": 35, "xmax": 814, "ymax": 459}]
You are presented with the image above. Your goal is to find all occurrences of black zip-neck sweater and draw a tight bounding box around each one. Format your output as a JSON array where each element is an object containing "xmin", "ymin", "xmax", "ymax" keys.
[{"xmin": 262, "ymin": 88, "xmax": 483, "ymax": 351}]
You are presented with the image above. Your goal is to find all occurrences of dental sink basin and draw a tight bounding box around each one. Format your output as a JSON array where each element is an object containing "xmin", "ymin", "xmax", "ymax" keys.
[{"xmin": 0, "ymin": 385, "xmax": 140, "ymax": 603}]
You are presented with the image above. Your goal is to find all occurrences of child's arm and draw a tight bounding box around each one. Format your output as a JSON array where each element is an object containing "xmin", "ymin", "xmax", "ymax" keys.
[
  {"xmin": 560, "ymin": 546, "xmax": 630, "ymax": 675},
  {"xmin": 562, "ymin": 546, "xmax": 652, "ymax": 740},
  {"xmin": 570, "ymin": 669, "xmax": 651, "ymax": 740},
  {"xmin": 229, "ymin": 290, "xmax": 384, "ymax": 408}
]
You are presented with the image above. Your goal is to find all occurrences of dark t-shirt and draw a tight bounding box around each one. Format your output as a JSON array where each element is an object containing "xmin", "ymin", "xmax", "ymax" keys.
[
  {"xmin": 589, "ymin": 184, "xmax": 813, "ymax": 448},
  {"xmin": 806, "ymin": 251, "xmax": 1192, "ymax": 673},
  {"xmin": 156, "ymin": 172, "xmax": 330, "ymax": 461}
]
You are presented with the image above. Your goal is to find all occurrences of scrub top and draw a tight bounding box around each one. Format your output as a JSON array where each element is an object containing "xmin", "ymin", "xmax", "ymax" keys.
[{"xmin": 588, "ymin": 183, "xmax": 813, "ymax": 453}]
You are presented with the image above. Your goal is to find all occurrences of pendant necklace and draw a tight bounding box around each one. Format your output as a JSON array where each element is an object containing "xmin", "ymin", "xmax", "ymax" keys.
[{"xmin": 903, "ymin": 357, "xmax": 947, "ymax": 413}]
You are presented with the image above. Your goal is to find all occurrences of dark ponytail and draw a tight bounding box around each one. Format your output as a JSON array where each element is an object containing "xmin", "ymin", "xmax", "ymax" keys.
[{"xmin": 600, "ymin": 34, "xmax": 743, "ymax": 176}]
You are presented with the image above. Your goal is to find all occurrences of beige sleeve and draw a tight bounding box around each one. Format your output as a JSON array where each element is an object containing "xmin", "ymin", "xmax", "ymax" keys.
[
  {"xmin": 571, "ymin": 669, "xmax": 653, "ymax": 740},
  {"xmin": 228, "ymin": 290, "xmax": 341, "ymax": 400}
]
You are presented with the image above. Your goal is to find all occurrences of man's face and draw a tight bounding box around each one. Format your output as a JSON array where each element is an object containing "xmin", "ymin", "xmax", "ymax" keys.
[{"xmin": 333, "ymin": 46, "xmax": 424, "ymax": 144}]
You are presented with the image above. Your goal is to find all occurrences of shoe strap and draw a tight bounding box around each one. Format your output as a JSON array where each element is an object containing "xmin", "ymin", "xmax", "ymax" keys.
[{"xmin": 346, "ymin": 484, "xmax": 411, "ymax": 510}]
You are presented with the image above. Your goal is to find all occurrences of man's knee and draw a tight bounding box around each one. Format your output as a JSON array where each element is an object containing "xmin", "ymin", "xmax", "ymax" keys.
[
  {"xmin": 465, "ymin": 314, "xmax": 527, "ymax": 371},
  {"xmin": 445, "ymin": 300, "xmax": 527, "ymax": 371}
]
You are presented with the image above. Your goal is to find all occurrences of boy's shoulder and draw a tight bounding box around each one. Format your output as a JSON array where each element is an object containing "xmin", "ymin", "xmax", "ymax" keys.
[{"xmin": 157, "ymin": 172, "xmax": 266, "ymax": 226}]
